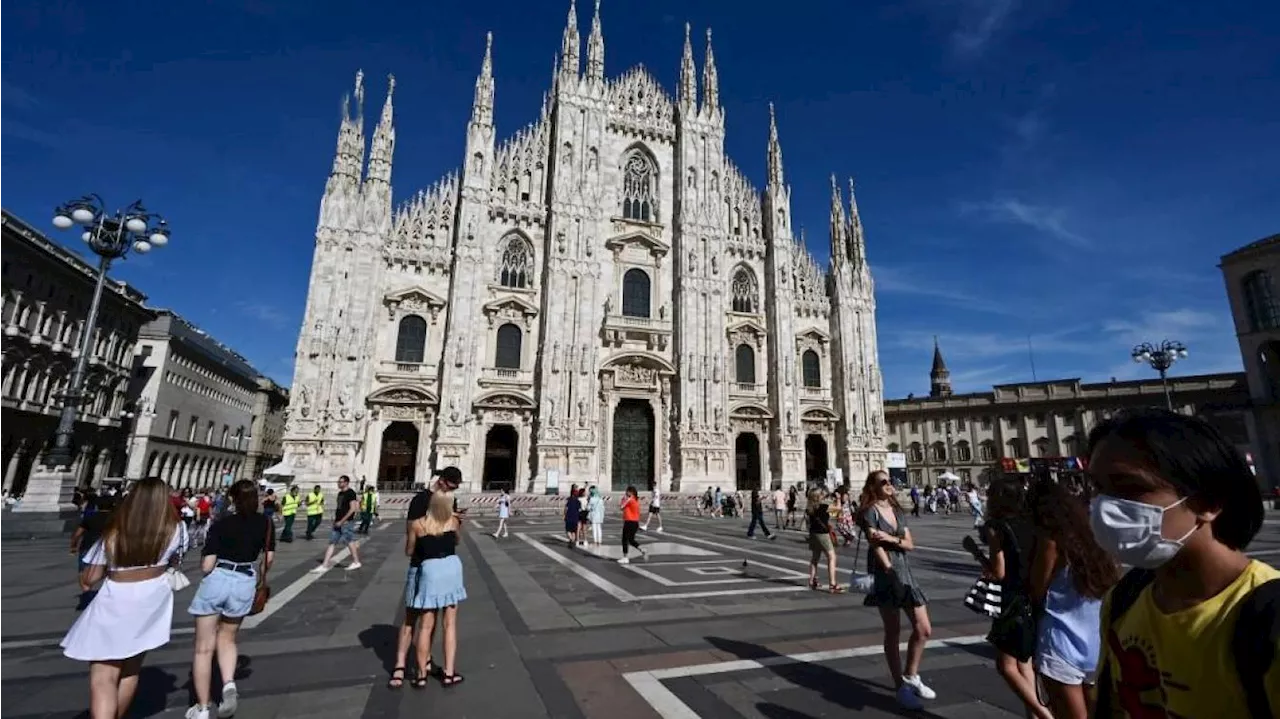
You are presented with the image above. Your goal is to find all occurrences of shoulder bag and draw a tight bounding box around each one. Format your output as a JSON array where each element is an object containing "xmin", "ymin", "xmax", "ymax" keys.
[
  {"xmin": 985, "ymin": 520, "xmax": 1036, "ymax": 661},
  {"xmin": 249, "ymin": 515, "xmax": 273, "ymax": 616}
]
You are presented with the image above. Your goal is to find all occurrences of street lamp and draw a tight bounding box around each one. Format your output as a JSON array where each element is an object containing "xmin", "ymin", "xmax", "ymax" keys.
[
  {"xmin": 44, "ymin": 195, "xmax": 171, "ymax": 471},
  {"xmin": 1131, "ymin": 340, "xmax": 1188, "ymax": 411}
]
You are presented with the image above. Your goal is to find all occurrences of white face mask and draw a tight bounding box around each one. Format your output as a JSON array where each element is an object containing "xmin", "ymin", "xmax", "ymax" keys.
[{"xmin": 1089, "ymin": 494, "xmax": 1199, "ymax": 569}]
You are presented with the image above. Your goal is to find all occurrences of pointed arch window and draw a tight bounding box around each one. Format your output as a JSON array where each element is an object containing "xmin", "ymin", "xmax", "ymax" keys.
[
  {"xmin": 495, "ymin": 323, "xmax": 523, "ymax": 369},
  {"xmin": 621, "ymin": 268, "xmax": 651, "ymax": 318},
  {"xmin": 735, "ymin": 344, "xmax": 756, "ymax": 384},
  {"xmin": 497, "ymin": 234, "xmax": 533, "ymax": 289},
  {"xmin": 621, "ymin": 151, "xmax": 656, "ymax": 222},
  {"xmin": 801, "ymin": 350, "xmax": 821, "ymax": 388},
  {"xmin": 394, "ymin": 315, "xmax": 427, "ymax": 363},
  {"xmin": 1243, "ymin": 270, "xmax": 1280, "ymax": 331},
  {"xmin": 730, "ymin": 267, "xmax": 758, "ymax": 314}
]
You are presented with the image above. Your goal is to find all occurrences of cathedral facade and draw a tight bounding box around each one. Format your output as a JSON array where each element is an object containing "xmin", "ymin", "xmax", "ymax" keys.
[{"xmin": 283, "ymin": 2, "xmax": 889, "ymax": 495}]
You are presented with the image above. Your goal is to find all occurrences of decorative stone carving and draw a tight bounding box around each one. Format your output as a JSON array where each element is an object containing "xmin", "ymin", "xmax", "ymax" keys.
[
  {"xmin": 296, "ymin": 385, "xmax": 311, "ymax": 418},
  {"xmin": 616, "ymin": 362, "xmax": 656, "ymax": 386}
]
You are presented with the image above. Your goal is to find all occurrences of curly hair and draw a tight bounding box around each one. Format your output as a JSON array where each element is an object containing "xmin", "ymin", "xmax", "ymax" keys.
[{"xmin": 1028, "ymin": 479, "xmax": 1119, "ymax": 600}]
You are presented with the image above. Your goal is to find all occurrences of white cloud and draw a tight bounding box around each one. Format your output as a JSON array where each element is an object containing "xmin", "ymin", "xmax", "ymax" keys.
[
  {"xmin": 950, "ymin": 0, "xmax": 1020, "ymax": 56},
  {"xmin": 872, "ymin": 264, "xmax": 1026, "ymax": 316},
  {"xmin": 959, "ymin": 198, "xmax": 1091, "ymax": 249}
]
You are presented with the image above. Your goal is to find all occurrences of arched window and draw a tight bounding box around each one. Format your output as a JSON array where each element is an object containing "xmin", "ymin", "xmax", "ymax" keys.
[
  {"xmin": 730, "ymin": 267, "xmax": 758, "ymax": 313},
  {"xmin": 801, "ymin": 350, "xmax": 821, "ymax": 388},
  {"xmin": 930, "ymin": 442, "xmax": 947, "ymax": 462},
  {"xmin": 1063, "ymin": 434, "xmax": 1082, "ymax": 457},
  {"xmin": 955, "ymin": 440, "xmax": 972, "ymax": 462},
  {"xmin": 394, "ymin": 315, "xmax": 427, "ymax": 364},
  {"xmin": 497, "ymin": 234, "xmax": 533, "ymax": 289},
  {"xmin": 907, "ymin": 442, "xmax": 923, "ymax": 463},
  {"xmin": 621, "ymin": 151, "xmax": 656, "ymax": 222},
  {"xmin": 495, "ymin": 323, "xmax": 523, "ymax": 369},
  {"xmin": 887, "ymin": 442, "xmax": 900, "ymax": 452},
  {"xmin": 979, "ymin": 440, "xmax": 996, "ymax": 462},
  {"xmin": 1033, "ymin": 438, "xmax": 1052, "ymax": 458},
  {"xmin": 622, "ymin": 268, "xmax": 651, "ymax": 318},
  {"xmin": 735, "ymin": 344, "xmax": 756, "ymax": 384},
  {"xmin": 1006, "ymin": 438, "xmax": 1024, "ymax": 458},
  {"xmin": 1243, "ymin": 270, "xmax": 1280, "ymax": 331}
]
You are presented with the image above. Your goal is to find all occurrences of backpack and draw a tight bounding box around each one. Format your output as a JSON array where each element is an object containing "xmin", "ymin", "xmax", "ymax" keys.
[{"xmin": 1095, "ymin": 567, "xmax": 1279, "ymax": 718}]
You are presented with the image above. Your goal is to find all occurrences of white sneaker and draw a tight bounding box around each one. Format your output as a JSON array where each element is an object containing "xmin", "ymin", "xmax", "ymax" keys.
[
  {"xmin": 217, "ymin": 682, "xmax": 238, "ymax": 718},
  {"xmin": 896, "ymin": 684, "xmax": 923, "ymax": 710},
  {"xmin": 344, "ymin": 563, "xmax": 362, "ymax": 571},
  {"xmin": 902, "ymin": 674, "xmax": 936, "ymax": 700},
  {"xmin": 309, "ymin": 565, "xmax": 327, "ymax": 573},
  {"xmin": 639, "ymin": 526, "xmax": 647, "ymax": 531},
  {"xmin": 617, "ymin": 556, "xmax": 630, "ymax": 564},
  {"xmin": 185, "ymin": 704, "xmax": 211, "ymax": 719},
  {"xmin": 657, "ymin": 527, "xmax": 664, "ymax": 533}
]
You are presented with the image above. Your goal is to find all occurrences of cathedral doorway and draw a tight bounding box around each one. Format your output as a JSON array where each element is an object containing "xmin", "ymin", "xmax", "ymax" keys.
[
  {"xmin": 482, "ymin": 424, "xmax": 519, "ymax": 492},
  {"xmin": 377, "ymin": 422, "xmax": 418, "ymax": 490},
  {"xmin": 610, "ymin": 399, "xmax": 654, "ymax": 491},
  {"xmin": 805, "ymin": 434, "xmax": 829, "ymax": 484},
  {"xmin": 734, "ymin": 433, "xmax": 762, "ymax": 491}
]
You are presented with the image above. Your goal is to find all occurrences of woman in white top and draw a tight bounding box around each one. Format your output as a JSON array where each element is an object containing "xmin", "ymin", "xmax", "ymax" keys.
[
  {"xmin": 493, "ymin": 488, "xmax": 511, "ymax": 539},
  {"xmin": 62, "ymin": 477, "xmax": 188, "ymax": 719},
  {"xmin": 587, "ymin": 487, "xmax": 606, "ymax": 546},
  {"xmin": 641, "ymin": 486, "xmax": 663, "ymax": 532}
]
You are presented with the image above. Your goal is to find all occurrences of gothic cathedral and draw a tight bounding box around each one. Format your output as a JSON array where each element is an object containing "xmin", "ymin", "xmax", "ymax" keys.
[{"xmin": 284, "ymin": 2, "xmax": 888, "ymax": 495}]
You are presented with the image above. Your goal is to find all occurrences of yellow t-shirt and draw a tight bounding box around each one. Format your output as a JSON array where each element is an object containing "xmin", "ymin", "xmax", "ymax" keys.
[{"xmin": 1095, "ymin": 559, "xmax": 1280, "ymax": 718}]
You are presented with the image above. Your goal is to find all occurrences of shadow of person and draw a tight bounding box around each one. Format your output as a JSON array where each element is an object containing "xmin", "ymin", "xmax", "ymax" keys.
[
  {"xmin": 705, "ymin": 636, "xmax": 948, "ymax": 717},
  {"xmin": 125, "ymin": 666, "xmax": 181, "ymax": 718},
  {"xmin": 359, "ymin": 623, "xmax": 401, "ymax": 673},
  {"xmin": 756, "ymin": 703, "xmax": 819, "ymax": 719}
]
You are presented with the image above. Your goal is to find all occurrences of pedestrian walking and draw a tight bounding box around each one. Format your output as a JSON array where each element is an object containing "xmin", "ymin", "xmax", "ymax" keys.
[
  {"xmin": 909, "ymin": 485, "xmax": 921, "ymax": 517},
  {"xmin": 358, "ymin": 485, "xmax": 378, "ymax": 534},
  {"xmin": 772, "ymin": 485, "xmax": 787, "ymax": 529},
  {"xmin": 587, "ymin": 487, "xmax": 605, "ymax": 547},
  {"xmin": 61, "ymin": 478, "xmax": 188, "ymax": 719},
  {"xmin": 399, "ymin": 488, "xmax": 467, "ymax": 689},
  {"xmin": 311, "ymin": 476, "xmax": 362, "ymax": 572},
  {"xmin": 785, "ymin": 485, "xmax": 798, "ymax": 528},
  {"xmin": 261, "ymin": 489, "xmax": 278, "ymax": 525},
  {"xmin": 617, "ymin": 486, "xmax": 645, "ymax": 563},
  {"xmin": 746, "ymin": 489, "xmax": 776, "ymax": 540},
  {"xmin": 493, "ymin": 488, "xmax": 511, "ymax": 538},
  {"xmin": 186, "ymin": 480, "xmax": 276, "ymax": 719},
  {"xmin": 805, "ymin": 488, "xmax": 842, "ymax": 593},
  {"xmin": 278, "ymin": 486, "xmax": 300, "ymax": 542},
  {"xmin": 641, "ymin": 485, "xmax": 664, "ymax": 532},
  {"xmin": 564, "ymin": 484, "xmax": 582, "ymax": 546},
  {"xmin": 303, "ymin": 485, "xmax": 324, "ymax": 540},
  {"xmin": 858, "ymin": 470, "xmax": 935, "ymax": 711}
]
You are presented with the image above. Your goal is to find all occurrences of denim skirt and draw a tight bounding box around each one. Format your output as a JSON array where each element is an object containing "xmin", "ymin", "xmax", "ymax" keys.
[
  {"xmin": 189, "ymin": 566, "xmax": 257, "ymax": 618},
  {"xmin": 404, "ymin": 556, "xmax": 467, "ymax": 610}
]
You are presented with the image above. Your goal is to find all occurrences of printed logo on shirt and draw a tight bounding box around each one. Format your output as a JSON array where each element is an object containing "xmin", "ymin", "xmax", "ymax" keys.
[{"xmin": 1107, "ymin": 629, "xmax": 1183, "ymax": 719}]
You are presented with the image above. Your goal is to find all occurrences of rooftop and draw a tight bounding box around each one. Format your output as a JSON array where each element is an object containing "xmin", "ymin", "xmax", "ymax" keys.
[
  {"xmin": 1, "ymin": 209, "xmax": 149, "ymax": 307},
  {"xmin": 1221, "ymin": 233, "xmax": 1280, "ymax": 263}
]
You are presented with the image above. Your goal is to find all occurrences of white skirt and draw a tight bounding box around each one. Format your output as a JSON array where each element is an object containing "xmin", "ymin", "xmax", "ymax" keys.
[{"xmin": 62, "ymin": 575, "xmax": 173, "ymax": 661}]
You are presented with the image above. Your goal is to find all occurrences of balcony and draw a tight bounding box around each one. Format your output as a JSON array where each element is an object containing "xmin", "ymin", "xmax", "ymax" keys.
[
  {"xmin": 731, "ymin": 381, "xmax": 766, "ymax": 397},
  {"xmin": 479, "ymin": 366, "xmax": 533, "ymax": 389},
  {"xmin": 800, "ymin": 385, "xmax": 831, "ymax": 403},
  {"xmin": 603, "ymin": 314, "xmax": 673, "ymax": 350},
  {"xmin": 375, "ymin": 360, "xmax": 438, "ymax": 383}
]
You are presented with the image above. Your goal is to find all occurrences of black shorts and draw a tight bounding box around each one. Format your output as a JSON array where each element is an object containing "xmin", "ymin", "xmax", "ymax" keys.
[{"xmin": 649, "ymin": 506, "xmax": 660, "ymax": 514}]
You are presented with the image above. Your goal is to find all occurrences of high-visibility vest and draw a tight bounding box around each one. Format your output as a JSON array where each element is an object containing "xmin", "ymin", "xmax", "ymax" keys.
[
  {"xmin": 362, "ymin": 492, "xmax": 377, "ymax": 513},
  {"xmin": 281, "ymin": 493, "xmax": 300, "ymax": 517},
  {"xmin": 306, "ymin": 491, "xmax": 324, "ymax": 516}
]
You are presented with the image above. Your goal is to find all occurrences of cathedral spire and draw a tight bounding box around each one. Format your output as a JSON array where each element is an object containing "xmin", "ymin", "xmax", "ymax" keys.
[
  {"xmin": 328, "ymin": 70, "xmax": 366, "ymax": 183},
  {"xmin": 767, "ymin": 103, "xmax": 785, "ymax": 189},
  {"xmin": 930, "ymin": 337, "xmax": 952, "ymax": 398},
  {"xmin": 678, "ymin": 22, "xmax": 697, "ymax": 111},
  {"xmin": 365, "ymin": 75, "xmax": 396, "ymax": 187},
  {"xmin": 829, "ymin": 174, "xmax": 848, "ymax": 263},
  {"xmin": 585, "ymin": 0, "xmax": 604, "ymax": 84},
  {"xmin": 559, "ymin": 0, "xmax": 580, "ymax": 84},
  {"xmin": 471, "ymin": 32, "xmax": 495, "ymax": 127},
  {"xmin": 847, "ymin": 177, "xmax": 867, "ymax": 267},
  {"xmin": 702, "ymin": 28, "xmax": 720, "ymax": 113}
]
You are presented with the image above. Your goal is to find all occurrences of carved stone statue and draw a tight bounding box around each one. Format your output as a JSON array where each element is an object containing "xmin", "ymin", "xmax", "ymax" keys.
[
  {"xmin": 297, "ymin": 385, "xmax": 311, "ymax": 418},
  {"xmin": 448, "ymin": 396, "xmax": 460, "ymax": 423},
  {"xmin": 713, "ymin": 354, "xmax": 722, "ymax": 382},
  {"xmin": 547, "ymin": 398, "xmax": 556, "ymax": 426},
  {"xmin": 711, "ymin": 256, "xmax": 719, "ymax": 275},
  {"xmin": 577, "ymin": 399, "xmax": 586, "ymax": 427},
  {"xmin": 714, "ymin": 406, "xmax": 723, "ymax": 429},
  {"xmin": 552, "ymin": 342, "xmax": 561, "ymax": 368}
]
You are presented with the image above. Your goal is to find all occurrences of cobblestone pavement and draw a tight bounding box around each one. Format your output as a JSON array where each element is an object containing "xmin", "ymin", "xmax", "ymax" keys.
[{"xmin": 5, "ymin": 511, "xmax": 1279, "ymax": 718}]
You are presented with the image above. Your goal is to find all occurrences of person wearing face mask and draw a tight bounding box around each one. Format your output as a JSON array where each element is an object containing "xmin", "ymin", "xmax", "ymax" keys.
[{"xmin": 1087, "ymin": 409, "xmax": 1278, "ymax": 719}]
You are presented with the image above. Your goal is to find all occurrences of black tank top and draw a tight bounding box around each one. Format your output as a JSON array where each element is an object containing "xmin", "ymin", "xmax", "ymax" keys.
[{"xmin": 411, "ymin": 530, "xmax": 458, "ymax": 566}]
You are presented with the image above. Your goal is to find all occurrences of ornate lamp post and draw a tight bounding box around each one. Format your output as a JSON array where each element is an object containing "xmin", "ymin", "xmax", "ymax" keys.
[
  {"xmin": 1131, "ymin": 340, "xmax": 1188, "ymax": 411},
  {"xmin": 41, "ymin": 196, "xmax": 170, "ymax": 476}
]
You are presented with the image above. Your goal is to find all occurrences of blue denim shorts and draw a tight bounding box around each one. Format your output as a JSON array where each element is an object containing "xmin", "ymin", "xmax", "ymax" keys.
[
  {"xmin": 188, "ymin": 566, "xmax": 257, "ymax": 618},
  {"xmin": 329, "ymin": 522, "xmax": 356, "ymax": 547}
]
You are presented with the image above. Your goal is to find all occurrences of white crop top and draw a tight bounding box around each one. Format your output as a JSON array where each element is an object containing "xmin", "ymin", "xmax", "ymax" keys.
[{"xmin": 82, "ymin": 523, "xmax": 188, "ymax": 570}]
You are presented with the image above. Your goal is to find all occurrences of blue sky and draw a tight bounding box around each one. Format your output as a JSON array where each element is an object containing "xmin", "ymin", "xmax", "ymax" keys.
[{"xmin": 4, "ymin": 0, "xmax": 1277, "ymax": 398}]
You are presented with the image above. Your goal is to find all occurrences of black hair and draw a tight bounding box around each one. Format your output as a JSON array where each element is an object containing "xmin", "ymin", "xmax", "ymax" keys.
[
  {"xmin": 1087, "ymin": 407, "xmax": 1263, "ymax": 550},
  {"xmin": 984, "ymin": 476, "xmax": 1029, "ymax": 523},
  {"xmin": 230, "ymin": 479, "xmax": 259, "ymax": 517}
]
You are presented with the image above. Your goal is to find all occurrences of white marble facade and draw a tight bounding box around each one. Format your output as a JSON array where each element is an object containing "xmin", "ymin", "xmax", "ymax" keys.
[{"xmin": 283, "ymin": 3, "xmax": 888, "ymax": 495}]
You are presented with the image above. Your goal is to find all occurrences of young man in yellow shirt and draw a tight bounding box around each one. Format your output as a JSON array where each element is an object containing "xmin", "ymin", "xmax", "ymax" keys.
[{"xmin": 1087, "ymin": 408, "xmax": 1278, "ymax": 718}]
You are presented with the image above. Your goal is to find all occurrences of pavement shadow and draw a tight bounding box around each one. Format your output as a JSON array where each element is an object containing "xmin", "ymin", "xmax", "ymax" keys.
[
  {"xmin": 116, "ymin": 666, "xmax": 180, "ymax": 719},
  {"xmin": 359, "ymin": 623, "xmax": 401, "ymax": 673},
  {"xmin": 705, "ymin": 636, "xmax": 949, "ymax": 717}
]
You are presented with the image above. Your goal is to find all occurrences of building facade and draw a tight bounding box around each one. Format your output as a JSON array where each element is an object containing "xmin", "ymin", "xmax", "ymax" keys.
[
  {"xmin": 884, "ymin": 343, "xmax": 1252, "ymax": 486},
  {"xmin": 284, "ymin": 5, "xmax": 888, "ymax": 494},
  {"xmin": 1221, "ymin": 233, "xmax": 1280, "ymax": 489},
  {"xmin": 243, "ymin": 377, "xmax": 290, "ymax": 480},
  {"xmin": 1, "ymin": 210, "xmax": 155, "ymax": 495},
  {"xmin": 124, "ymin": 310, "xmax": 277, "ymax": 488}
]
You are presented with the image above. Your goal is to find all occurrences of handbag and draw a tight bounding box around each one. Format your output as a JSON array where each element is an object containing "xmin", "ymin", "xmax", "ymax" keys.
[
  {"xmin": 165, "ymin": 567, "xmax": 191, "ymax": 592},
  {"xmin": 849, "ymin": 529, "xmax": 874, "ymax": 593},
  {"xmin": 985, "ymin": 521, "xmax": 1036, "ymax": 661},
  {"xmin": 248, "ymin": 515, "xmax": 273, "ymax": 616},
  {"xmin": 964, "ymin": 578, "xmax": 1003, "ymax": 617}
]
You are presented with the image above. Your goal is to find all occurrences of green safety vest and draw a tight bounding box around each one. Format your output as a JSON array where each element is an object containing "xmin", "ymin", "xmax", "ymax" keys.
[
  {"xmin": 362, "ymin": 492, "xmax": 377, "ymax": 513},
  {"xmin": 306, "ymin": 491, "xmax": 324, "ymax": 515},
  {"xmin": 281, "ymin": 493, "xmax": 300, "ymax": 516}
]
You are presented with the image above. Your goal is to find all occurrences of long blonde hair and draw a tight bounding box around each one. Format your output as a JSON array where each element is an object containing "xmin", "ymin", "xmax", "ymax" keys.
[
  {"xmin": 104, "ymin": 477, "xmax": 179, "ymax": 566},
  {"xmin": 418, "ymin": 490, "xmax": 456, "ymax": 536}
]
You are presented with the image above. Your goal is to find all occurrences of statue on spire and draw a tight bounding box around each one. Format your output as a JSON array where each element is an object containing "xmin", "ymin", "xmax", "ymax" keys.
[
  {"xmin": 702, "ymin": 28, "xmax": 720, "ymax": 112},
  {"xmin": 678, "ymin": 22, "xmax": 697, "ymax": 110},
  {"xmin": 585, "ymin": 0, "xmax": 605, "ymax": 84},
  {"xmin": 767, "ymin": 103, "xmax": 785, "ymax": 188}
]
